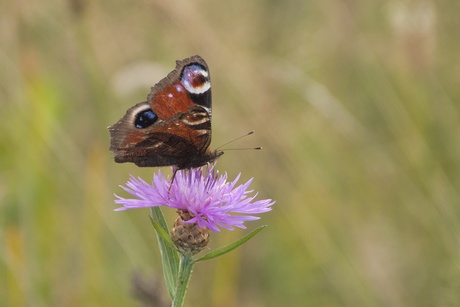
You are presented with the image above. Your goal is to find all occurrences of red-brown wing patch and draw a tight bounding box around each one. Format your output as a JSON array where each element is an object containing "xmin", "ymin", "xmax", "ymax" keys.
[{"xmin": 149, "ymin": 83, "xmax": 193, "ymax": 119}]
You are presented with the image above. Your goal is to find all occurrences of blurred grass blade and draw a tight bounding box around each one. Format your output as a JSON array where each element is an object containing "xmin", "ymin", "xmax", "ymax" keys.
[
  {"xmin": 195, "ymin": 225, "xmax": 267, "ymax": 262},
  {"xmin": 150, "ymin": 207, "xmax": 179, "ymax": 299}
]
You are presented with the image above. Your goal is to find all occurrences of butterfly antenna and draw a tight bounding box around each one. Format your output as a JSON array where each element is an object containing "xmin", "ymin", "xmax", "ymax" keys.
[
  {"xmin": 223, "ymin": 147, "xmax": 262, "ymax": 151},
  {"xmin": 216, "ymin": 131, "xmax": 258, "ymax": 150}
]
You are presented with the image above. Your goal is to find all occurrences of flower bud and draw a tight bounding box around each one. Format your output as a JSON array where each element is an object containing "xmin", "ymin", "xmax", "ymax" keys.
[{"xmin": 171, "ymin": 210, "xmax": 209, "ymax": 255}]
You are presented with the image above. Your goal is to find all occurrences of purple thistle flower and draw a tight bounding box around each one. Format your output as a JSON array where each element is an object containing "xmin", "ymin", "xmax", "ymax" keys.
[{"xmin": 114, "ymin": 165, "xmax": 274, "ymax": 232}]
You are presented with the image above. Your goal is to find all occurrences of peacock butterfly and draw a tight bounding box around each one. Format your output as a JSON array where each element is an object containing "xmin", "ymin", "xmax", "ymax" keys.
[{"xmin": 108, "ymin": 55, "xmax": 223, "ymax": 170}]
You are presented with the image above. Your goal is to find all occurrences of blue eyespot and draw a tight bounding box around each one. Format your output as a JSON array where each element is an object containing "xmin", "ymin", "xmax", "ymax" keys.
[
  {"xmin": 181, "ymin": 64, "xmax": 210, "ymax": 94},
  {"xmin": 135, "ymin": 109, "xmax": 157, "ymax": 128}
]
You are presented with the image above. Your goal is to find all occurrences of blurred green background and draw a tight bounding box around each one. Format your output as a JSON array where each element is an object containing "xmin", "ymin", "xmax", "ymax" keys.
[{"xmin": 2, "ymin": 0, "xmax": 460, "ymax": 306}]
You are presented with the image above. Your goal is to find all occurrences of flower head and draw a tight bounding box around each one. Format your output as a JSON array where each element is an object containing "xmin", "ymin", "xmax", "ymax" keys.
[{"xmin": 115, "ymin": 165, "xmax": 274, "ymax": 232}]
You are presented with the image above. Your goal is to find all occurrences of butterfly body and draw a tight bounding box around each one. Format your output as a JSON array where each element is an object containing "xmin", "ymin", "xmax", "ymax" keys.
[{"xmin": 109, "ymin": 55, "xmax": 223, "ymax": 169}]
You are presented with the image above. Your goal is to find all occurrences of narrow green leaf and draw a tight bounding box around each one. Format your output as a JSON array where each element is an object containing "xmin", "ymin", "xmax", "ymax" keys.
[
  {"xmin": 150, "ymin": 207, "xmax": 179, "ymax": 299},
  {"xmin": 195, "ymin": 225, "xmax": 267, "ymax": 262},
  {"xmin": 149, "ymin": 215, "xmax": 175, "ymax": 248}
]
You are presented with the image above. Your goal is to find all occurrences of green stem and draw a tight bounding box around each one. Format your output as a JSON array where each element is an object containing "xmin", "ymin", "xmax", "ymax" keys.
[{"xmin": 172, "ymin": 255, "xmax": 195, "ymax": 307}]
